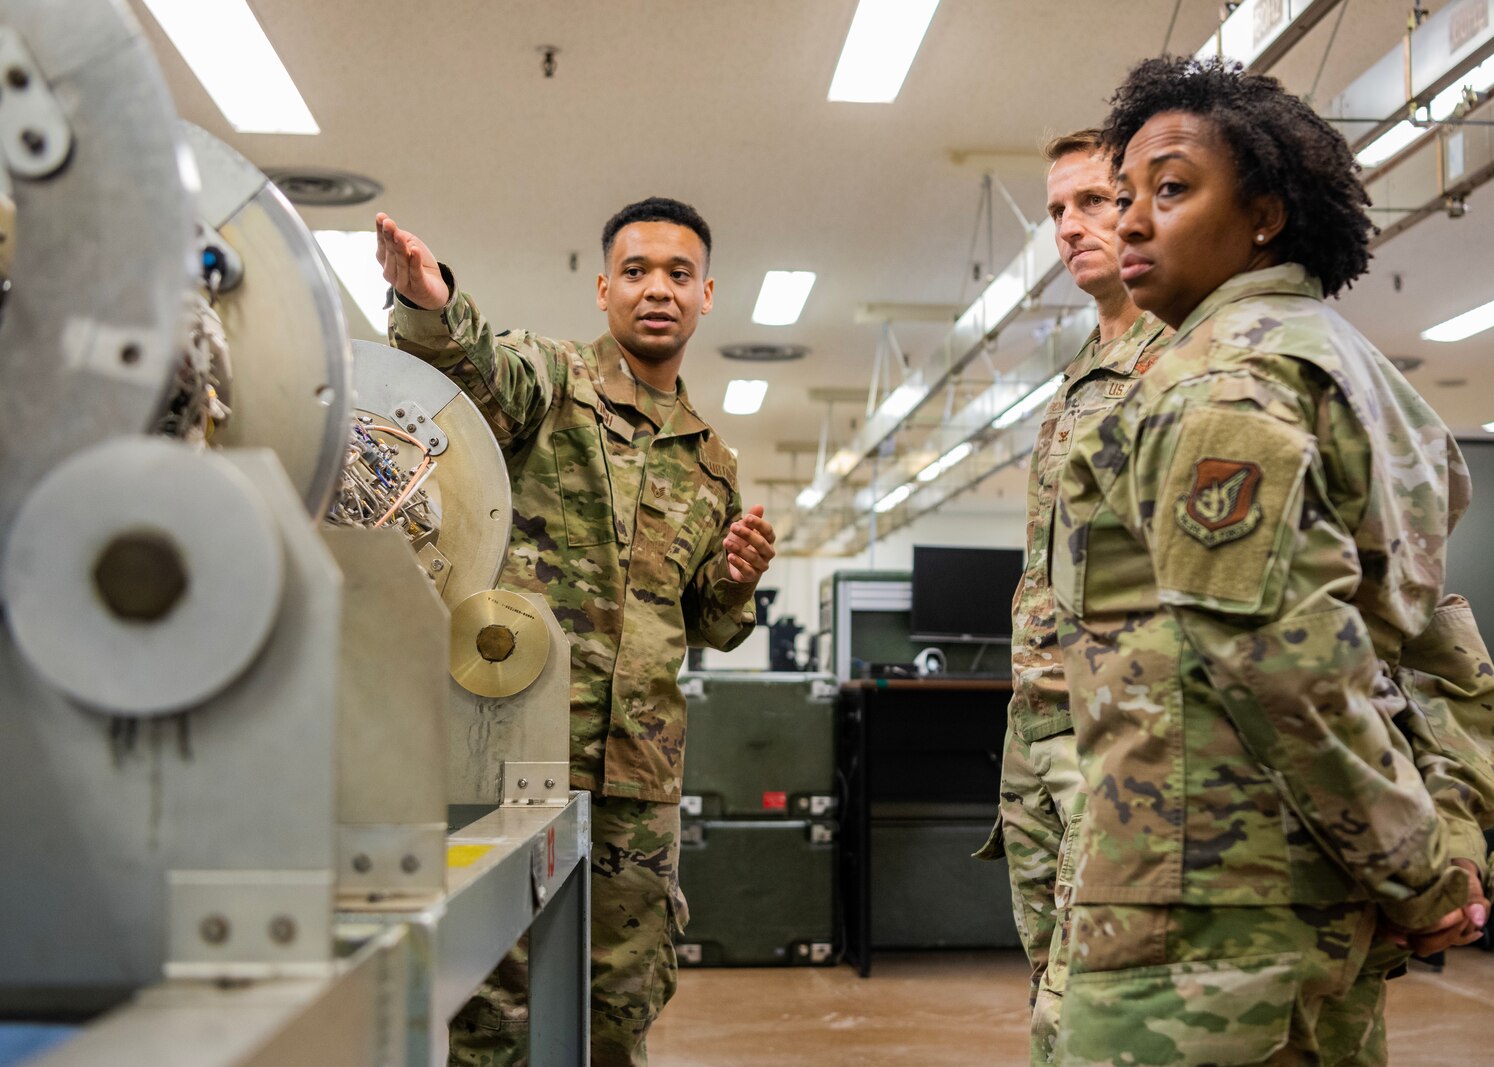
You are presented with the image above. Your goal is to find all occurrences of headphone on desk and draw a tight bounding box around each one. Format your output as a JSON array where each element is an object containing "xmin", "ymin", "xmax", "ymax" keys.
[{"xmin": 913, "ymin": 647, "xmax": 946, "ymax": 676}]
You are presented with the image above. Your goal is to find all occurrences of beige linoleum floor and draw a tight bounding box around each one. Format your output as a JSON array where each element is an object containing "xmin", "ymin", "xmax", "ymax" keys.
[{"xmin": 650, "ymin": 947, "xmax": 1494, "ymax": 1067}]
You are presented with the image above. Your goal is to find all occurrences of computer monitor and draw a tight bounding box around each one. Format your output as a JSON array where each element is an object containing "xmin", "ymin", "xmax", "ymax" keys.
[{"xmin": 909, "ymin": 545, "xmax": 1023, "ymax": 643}]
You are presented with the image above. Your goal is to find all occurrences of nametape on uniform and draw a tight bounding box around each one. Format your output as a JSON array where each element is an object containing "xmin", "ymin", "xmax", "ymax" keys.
[{"xmin": 1104, "ymin": 380, "xmax": 1131, "ymax": 399}]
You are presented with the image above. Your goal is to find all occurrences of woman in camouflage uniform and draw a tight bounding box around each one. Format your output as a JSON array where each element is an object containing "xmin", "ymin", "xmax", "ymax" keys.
[{"xmin": 1050, "ymin": 56, "xmax": 1487, "ymax": 1065}]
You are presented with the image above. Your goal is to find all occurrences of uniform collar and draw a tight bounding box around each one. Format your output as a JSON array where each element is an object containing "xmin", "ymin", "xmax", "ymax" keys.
[
  {"xmin": 1064, "ymin": 327, "xmax": 1103, "ymax": 380},
  {"xmin": 1173, "ymin": 263, "xmax": 1324, "ymax": 345},
  {"xmin": 592, "ymin": 333, "xmax": 709, "ymax": 438},
  {"xmin": 1097, "ymin": 310, "xmax": 1167, "ymax": 375},
  {"xmin": 1066, "ymin": 310, "xmax": 1167, "ymax": 381}
]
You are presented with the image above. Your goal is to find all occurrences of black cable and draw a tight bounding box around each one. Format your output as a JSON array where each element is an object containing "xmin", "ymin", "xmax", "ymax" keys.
[
  {"xmin": 958, "ymin": 175, "xmax": 992, "ymax": 308},
  {"xmin": 1308, "ymin": 0, "xmax": 1353, "ymax": 104},
  {"xmin": 1161, "ymin": 0, "xmax": 1184, "ymax": 54}
]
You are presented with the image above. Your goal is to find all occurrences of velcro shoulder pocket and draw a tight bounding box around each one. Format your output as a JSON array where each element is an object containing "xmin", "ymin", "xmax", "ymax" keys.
[{"xmin": 1153, "ymin": 405, "xmax": 1310, "ymax": 616}]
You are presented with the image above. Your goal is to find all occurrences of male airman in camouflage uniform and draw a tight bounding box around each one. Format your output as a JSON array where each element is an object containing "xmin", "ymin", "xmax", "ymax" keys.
[
  {"xmin": 976, "ymin": 128, "xmax": 1169, "ymax": 1065},
  {"xmin": 377, "ymin": 198, "xmax": 777, "ymax": 1066},
  {"xmin": 1051, "ymin": 264, "xmax": 1475, "ymax": 1064}
]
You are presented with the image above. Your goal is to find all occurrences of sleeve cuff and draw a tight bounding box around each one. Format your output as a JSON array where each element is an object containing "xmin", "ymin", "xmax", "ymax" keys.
[
  {"xmin": 1444, "ymin": 819, "xmax": 1491, "ymax": 879},
  {"xmin": 697, "ymin": 576, "xmax": 757, "ymax": 650},
  {"xmin": 389, "ymin": 263, "xmax": 461, "ymax": 344},
  {"xmin": 1378, "ymin": 864, "xmax": 1471, "ymax": 930},
  {"xmin": 973, "ymin": 814, "xmax": 1004, "ymax": 861}
]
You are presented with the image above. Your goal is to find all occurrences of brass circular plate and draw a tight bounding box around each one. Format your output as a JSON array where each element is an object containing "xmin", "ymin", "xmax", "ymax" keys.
[{"xmin": 449, "ymin": 589, "xmax": 551, "ymax": 697}]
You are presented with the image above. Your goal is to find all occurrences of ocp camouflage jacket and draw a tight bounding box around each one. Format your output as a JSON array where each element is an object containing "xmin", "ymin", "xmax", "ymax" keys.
[
  {"xmin": 391, "ymin": 271, "xmax": 756, "ymax": 802},
  {"xmin": 1053, "ymin": 264, "xmax": 1471, "ymax": 930}
]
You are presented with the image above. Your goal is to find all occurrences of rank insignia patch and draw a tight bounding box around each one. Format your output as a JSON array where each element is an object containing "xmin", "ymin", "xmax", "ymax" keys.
[{"xmin": 1174, "ymin": 458, "xmax": 1263, "ymax": 547}]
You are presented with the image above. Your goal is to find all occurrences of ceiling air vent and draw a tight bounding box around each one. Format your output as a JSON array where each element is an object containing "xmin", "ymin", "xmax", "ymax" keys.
[
  {"xmin": 720, "ymin": 343, "xmax": 808, "ymax": 362},
  {"xmin": 264, "ymin": 167, "xmax": 384, "ymax": 206}
]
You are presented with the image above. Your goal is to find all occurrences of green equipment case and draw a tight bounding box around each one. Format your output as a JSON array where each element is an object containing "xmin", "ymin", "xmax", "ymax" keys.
[
  {"xmin": 678, "ymin": 671, "xmax": 839, "ymax": 819},
  {"xmin": 675, "ymin": 817, "xmax": 837, "ymax": 966},
  {"xmin": 869, "ymin": 818, "xmax": 1019, "ymax": 949}
]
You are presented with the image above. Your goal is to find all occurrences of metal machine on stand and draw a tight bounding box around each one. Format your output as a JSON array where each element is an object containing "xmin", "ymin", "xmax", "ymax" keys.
[{"xmin": 0, "ymin": 2, "xmax": 588, "ymax": 1063}]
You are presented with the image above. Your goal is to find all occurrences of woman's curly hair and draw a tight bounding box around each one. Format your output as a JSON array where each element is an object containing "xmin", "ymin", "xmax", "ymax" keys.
[{"xmin": 1099, "ymin": 55, "xmax": 1372, "ymax": 297}]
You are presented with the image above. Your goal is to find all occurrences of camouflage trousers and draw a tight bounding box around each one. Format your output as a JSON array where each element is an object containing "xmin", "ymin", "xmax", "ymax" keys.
[
  {"xmin": 990, "ymin": 725, "xmax": 1085, "ymax": 1064},
  {"xmin": 1054, "ymin": 901, "xmax": 1384, "ymax": 1066},
  {"xmin": 448, "ymin": 795, "xmax": 686, "ymax": 1067}
]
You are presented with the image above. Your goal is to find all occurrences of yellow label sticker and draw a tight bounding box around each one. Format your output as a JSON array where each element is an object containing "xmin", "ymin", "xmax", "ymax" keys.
[{"xmin": 447, "ymin": 844, "xmax": 494, "ymax": 868}]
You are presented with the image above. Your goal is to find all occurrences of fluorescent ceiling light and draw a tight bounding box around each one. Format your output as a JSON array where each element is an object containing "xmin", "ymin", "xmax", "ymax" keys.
[
  {"xmin": 796, "ymin": 487, "xmax": 824, "ymax": 510},
  {"xmin": 828, "ymin": 0, "xmax": 940, "ymax": 103},
  {"xmin": 141, "ymin": 0, "xmax": 319, "ymax": 135},
  {"xmin": 723, "ymin": 379, "xmax": 769, "ymax": 415},
  {"xmin": 916, "ymin": 440, "xmax": 973, "ymax": 482},
  {"xmin": 991, "ymin": 374, "xmax": 1063, "ymax": 431},
  {"xmin": 940, "ymin": 440, "xmax": 974, "ymax": 468},
  {"xmin": 1421, "ymin": 298, "xmax": 1494, "ymax": 343},
  {"xmin": 314, "ymin": 230, "xmax": 387, "ymax": 333},
  {"xmin": 1355, "ymin": 121, "xmax": 1421, "ymax": 168},
  {"xmin": 880, "ymin": 382, "xmax": 922, "ymax": 419},
  {"xmin": 1358, "ymin": 58, "xmax": 1494, "ymax": 165},
  {"xmin": 752, "ymin": 271, "xmax": 816, "ymax": 326},
  {"xmin": 1484, "ymin": 421, "xmax": 1494, "ymax": 433},
  {"xmin": 827, "ymin": 448, "xmax": 860, "ymax": 476},
  {"xmin": 874, "ymin": 483, "xmax": 914, "ymax": 513}
]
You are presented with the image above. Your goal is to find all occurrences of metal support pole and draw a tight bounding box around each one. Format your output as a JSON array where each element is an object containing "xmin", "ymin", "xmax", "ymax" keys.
[{"xmin": 528, "ymin": 856, "xmax": 591, "ymax": 1066}]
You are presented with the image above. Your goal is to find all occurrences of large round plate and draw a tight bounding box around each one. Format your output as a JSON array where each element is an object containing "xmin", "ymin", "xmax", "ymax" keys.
[{"xmin": 2, "ymin": 437, "xmax": 285, "ymax": 715}]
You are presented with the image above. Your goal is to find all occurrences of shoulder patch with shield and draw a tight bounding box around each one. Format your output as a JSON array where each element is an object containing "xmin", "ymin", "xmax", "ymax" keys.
[{"xmin": 1175, "ymin": 458, "xmax": 1263, "ymax": 547}]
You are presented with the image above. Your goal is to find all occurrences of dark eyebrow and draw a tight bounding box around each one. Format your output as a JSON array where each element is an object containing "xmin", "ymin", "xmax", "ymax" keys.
[
  {"xmin": 1118, "ymin": 150, "xmax": 1190, "ymax": 185},
  {"xmin": 1047, "ymin": 185, "xmax": 1113, "ymax": 215},
  {"xmin": 620, "ymin": 255, "xmax": 697, "ymax": 269}
]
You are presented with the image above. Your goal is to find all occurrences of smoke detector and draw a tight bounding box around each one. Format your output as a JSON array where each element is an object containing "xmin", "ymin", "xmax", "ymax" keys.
[
  {"xmin": 719, "ymin": 343, "xmax": 808, "ymax": 362},
  {"xmin": 264, "ymin": 167, "xmax": 384, "ymax": 206}
]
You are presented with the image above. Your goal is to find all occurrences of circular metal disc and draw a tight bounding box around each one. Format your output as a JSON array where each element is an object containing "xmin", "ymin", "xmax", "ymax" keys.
[
  {"xmin": 2, "ymin": 437, "xmax": 285, "ymax": 716},
  {"xmin": 449, "ymin": 588, "xmax": 551, "ymax": 698},
  {"xmin": 0, "ymin": 0, "xmax": 193, "ymax": 534},
  {"xmin": 182, "ymin": 123, "xmax": 353, "ymax": 519},
  {"xmin": 351, "ymin": 340, "xmax": 510, "ymax": 606}
]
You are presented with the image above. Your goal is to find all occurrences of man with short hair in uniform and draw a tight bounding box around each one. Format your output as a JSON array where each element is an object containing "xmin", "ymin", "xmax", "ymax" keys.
[
  {"xmin": 377, "ymin": 197, "xmax": 776, "ymax": 1067},
  {"xmin": 976, "ymin": 128, "xmax": 1169, "ymax": 1065}
]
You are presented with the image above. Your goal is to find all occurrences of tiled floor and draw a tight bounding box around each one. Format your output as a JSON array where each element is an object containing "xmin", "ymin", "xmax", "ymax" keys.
[{"xmin": 650, "ymin": 946, "xmax": 1494, "ymax": 1066}]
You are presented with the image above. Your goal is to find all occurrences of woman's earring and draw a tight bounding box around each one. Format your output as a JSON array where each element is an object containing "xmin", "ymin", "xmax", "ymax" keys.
[{"xmin": 1255, "ymin": 233, "xmax": 1267, "ymax": 244}]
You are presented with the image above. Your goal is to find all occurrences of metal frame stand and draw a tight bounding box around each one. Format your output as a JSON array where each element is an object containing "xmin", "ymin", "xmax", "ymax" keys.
[{"xmin": 21, "ymin": 793, "xmax": 591, "ymax": 1066}]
